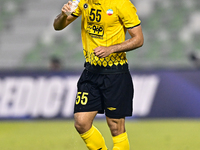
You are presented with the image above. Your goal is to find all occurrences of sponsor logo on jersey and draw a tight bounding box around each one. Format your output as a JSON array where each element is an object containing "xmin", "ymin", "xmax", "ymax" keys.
[
  {"xmin": 87, "ymin": 23, "xmax": 104, "ymax": 39},
  {"xmin": 106, "ymin": 9, "xmax": 113, "ymax": 16}
]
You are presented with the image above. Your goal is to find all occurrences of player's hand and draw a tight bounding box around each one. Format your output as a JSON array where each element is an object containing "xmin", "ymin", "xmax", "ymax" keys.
[
  {"xmin": 93, "ymin": 46, "xmax": 113, "ymax": 58},
  {"xmin": 61, "ymin": 1, "xmax": 72, "ymax": 16}
]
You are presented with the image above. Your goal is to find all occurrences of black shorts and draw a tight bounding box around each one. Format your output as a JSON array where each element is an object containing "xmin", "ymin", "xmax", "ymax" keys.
[{"xmin": 74, "ymin": 69, "xmax": 134, "ymax": 118}]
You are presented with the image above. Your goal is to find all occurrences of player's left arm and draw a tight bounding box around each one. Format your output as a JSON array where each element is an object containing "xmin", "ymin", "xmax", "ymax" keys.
[{"xmin": 93, "ymin": 25, "xmax": 144, "ymax": 58}]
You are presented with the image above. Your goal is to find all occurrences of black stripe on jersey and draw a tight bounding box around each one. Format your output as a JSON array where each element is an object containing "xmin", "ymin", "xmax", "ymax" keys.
[
  {"xmin": 71, "ymin": 13, "xmax": 79, "ymax": 17},
  {"xmin": 127, "ymin": 23, "xmax": 141, "ymax": 29}
]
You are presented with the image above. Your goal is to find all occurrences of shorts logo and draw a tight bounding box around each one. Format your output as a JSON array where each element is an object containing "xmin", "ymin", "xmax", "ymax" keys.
[
  {"xmin": 107, "ymin": 107, "xmax": 116, "ymax": 111},
  {"xmin": 106, "ymin": 9, "xmax": 113, "ymax": 16}
]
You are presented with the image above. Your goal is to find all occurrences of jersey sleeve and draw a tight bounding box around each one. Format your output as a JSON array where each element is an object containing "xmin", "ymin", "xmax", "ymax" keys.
[
  {"xmin": 71, "ymin": 2, "xmax": 82, "ymax": 17},
  {"xmin": 118, "ymin": 0, "xmax": 141, "ymax": 29}
]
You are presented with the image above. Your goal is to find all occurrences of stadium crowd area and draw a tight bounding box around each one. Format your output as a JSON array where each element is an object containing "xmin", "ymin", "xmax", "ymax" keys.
[{"xmin": 0, "ymin": 0, "xmax": 200, "ymax": 71}]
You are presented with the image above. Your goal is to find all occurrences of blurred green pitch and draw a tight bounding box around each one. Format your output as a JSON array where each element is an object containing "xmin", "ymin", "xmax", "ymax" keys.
[{"xmin": 0, "ymin": 119, "xmax": 200, "ymax": 150}]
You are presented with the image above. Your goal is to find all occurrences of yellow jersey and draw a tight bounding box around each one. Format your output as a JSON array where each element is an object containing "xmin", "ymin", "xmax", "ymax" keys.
[{"xmin": 72, "ymin": 0, "xmax": 141, "ymax": 73}]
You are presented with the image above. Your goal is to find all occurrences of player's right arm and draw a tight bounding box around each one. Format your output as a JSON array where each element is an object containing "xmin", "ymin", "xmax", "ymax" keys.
[{"xmin": 53, "ymin": 2, "xmax": 77, "ymax": 30}]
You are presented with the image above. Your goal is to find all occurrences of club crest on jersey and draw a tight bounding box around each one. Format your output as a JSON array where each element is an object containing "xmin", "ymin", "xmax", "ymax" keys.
[
  {"xmin": 106, "ymin": 9, "xmax": 113, "ymax": 16},
  {"xmin": 84, "ymin": 3, "xmax": 88, "ymax": 9}
]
